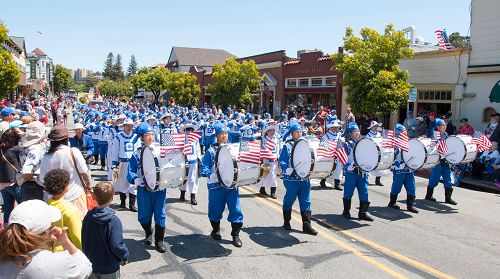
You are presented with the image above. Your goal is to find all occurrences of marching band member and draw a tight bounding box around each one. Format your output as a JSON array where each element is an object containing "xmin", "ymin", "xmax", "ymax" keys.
[
  {"xmin": 127, "ymin": 123, "xmax": 167, "ymax": 253},
  {"xmin": 279, "ymin": 120, "xmax": 318, "ymax": 235},
  {"xmin": 98, "ymin": 115, "xmax": 111, "ymax": 171},
  {"xmin": 110, "ymin": 118, "xmax": 140, "ymax": 212},
  {"xmin": 388, "ymin": 124, "xmax": 419, "ymax": 213},
  {"xmin": 69, "ymin": 123, "xmax": 94, "ymax": 164},
  {"xmin": 259, "ymin": 122, "xmax": 279, "ymax": 198},
  {"xmin": 228, "ymin": 114, "xmax": 243, "ymax": 143},
  {"xmin": 202, "ymin": 115, "xmax": 216, "ymax": 152},
  {"xmin": 179, "ymin": 123, "xmax": 202, "ymax": 205},
  {"xmin": 201, "ymin": 122, "xmax": 244, "ymax": 247},
  {"xmin": 319, "ymin": 120, "xmax": 343, "ymax": 190},
  {"xmin": 91, "ymin": 114, "xmax": 102, "ymax": 165},
  {"xmin": 342, "ymin": 123, "xmax": 373, "ymax": 221},
  {"xmin": 367, "ymin": 121, "xmax": 385, "ymax": 186},
  {"xmin": 160, "ymin": 113, "xmax": 177, "ymax": 134},
  {"xmin": 241, "ymin": 115, "xmax": 258, "ymax": 141},
  {"xmin": 425, "ymin": 118, "xmax": 457, "ymax": 205}
]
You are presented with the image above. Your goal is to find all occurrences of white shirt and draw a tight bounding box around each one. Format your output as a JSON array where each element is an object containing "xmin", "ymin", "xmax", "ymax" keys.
[
  {"xmin": 0, "ymin": 249, "xmax": 92, "ymax": 279},
  {"xmin": 39, "ymin": 145, "xmax": 89, "ymax": 201},
  {"xmin": 37, "ymin": 106, "xmax": 47, "ymax": 119}
]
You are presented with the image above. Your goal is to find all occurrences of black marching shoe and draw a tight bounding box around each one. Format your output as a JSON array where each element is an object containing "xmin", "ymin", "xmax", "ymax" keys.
[
  {"xmin": 190, "ymin": 193, "xmax": 198, "ymax": 205},
  {"xmin": 140, "ymin": 222, "xmax": 153, "ymax": 245},
  {"xmin": 301, "ymin": 211, "xmax": 318, "ymax": 235},
  {"xmin": 444, "ymin": 188, "xmax": 457, "ymax": 205},
  {"xmin": 210, "ymin": 221, "xmax": 222, "ymax": 240},
  {"xmin": 154, "ymin": 225, "xmax": 167, "ymax": 253},
  {"xmin": 119, "ymin": 193, "xmax": 127, "ymax": 208},
  {"xmin": 231, "ymin": 223, "xmax": 243, "ymax": 247},
  {"xmin": 128, "ymin": 193, "xmax": 138, "ymax": 212},
  {"xmin": 388, "ymin": 194, "xmax": 400, "ymax": 209},
  {"xmin": 358, "ymin": 201, "xmax": 374, "ymax": 221},
  {"xmin": 259, "ymin": 187, "xmax": 268, "ymax": 196},
  {"xmin": 407, "ymin": 195, "xmax": 419, "ymax": 213},
  {"xmin": 375, "ymin": 176, "xmax": 384, "ymax": 186},
  {"xmin": 320, "ymin": 179, "xmax": 328, "ymax": 188},
  {"xmin": 283, "ymin": 209, "xmax": 292, "ymax": 230},
  {"xmin": 342, "ymin": 198, "xmax": 352, "ymax": 219},
  {"xmin": 179, "ymin": 190, "xmax": 186, "ymax": 201},
  {"xmin": 425, "ymin": 187, "xmax": 437, "ymax": 202},
  {"xmin": 334, "ymin": 179, "xmax": 343, "ymax": 191},
  {"xmin": 270, "ymin": 187, "xmax": 277, "ymax": 199}
]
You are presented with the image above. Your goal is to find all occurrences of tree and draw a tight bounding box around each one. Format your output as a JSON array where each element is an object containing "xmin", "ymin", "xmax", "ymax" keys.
[
  {"xmin": 448, "ymin": 32, "xmax": 470, "ymax": 48},
  {"xmin": 331, "ymin": 24, "xmax": 413, "ymax": 116},
  {"xmin": 127, "ymin": 55, "xmax": 138, "ymax": 76},
  {"xmin": 165, "ymin": 72, "xmax": 200, "ymax": 106},
  {"xmin": 53, "ymin": 64, "xmax": 72, "ymax": 95},
  {"xmin": 206, "ymin": 57, "xmax": 262, "ymax": 107},
  {"xmin": 96, "ymin": 79, "xmax": 133, "ymax": 97},
  {"xmin": 0, "ymin": 22, "xmax": 20, "ymax": 99},
  {"xmin": 103, "ymin": 52, "xmax": 114, "ymax": 80},
  {"xmin": 113, "ymin": 54, "xmax": 124, "ymax": 80},
  {"xmin": 130, "ymin": 67, "xmax": 170, "ymax": 104}
]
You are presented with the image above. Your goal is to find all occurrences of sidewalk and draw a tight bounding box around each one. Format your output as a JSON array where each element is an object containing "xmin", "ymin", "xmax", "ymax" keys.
[{"xmin": 415, "ymin": 170, "xmax": 500, "ymax": 193}]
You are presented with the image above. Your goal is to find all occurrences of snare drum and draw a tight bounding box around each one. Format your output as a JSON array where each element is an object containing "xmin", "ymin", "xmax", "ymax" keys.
[
  {"xmin": 354, "ymin": 137, "xmax": 395, "ymax": 172},
  {"xmin": 402, "ymin": 138, "xmax": 440, "ymax": 170},
  {"xmin": 141, "ymin": 145, "xmax": 186, "ymax": 190},
  {"xmin": 216, "ymin": 143, "xmax": 262, "ymax": 188},
  {"xmin": 290, "ymin": 139, "xmax": 315, "ymax": 179},
  {"xmin": 445, "ymin": 135, "xmax": 477, "ymax": 164},
  {"xmin": 308, "ymin": 138, "xmax": 335, "ymax": 179}
]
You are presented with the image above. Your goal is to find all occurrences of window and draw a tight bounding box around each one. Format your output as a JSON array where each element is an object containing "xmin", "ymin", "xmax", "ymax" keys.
[
  {"xmin": 286, "ymin": 79, "xmax": 297, "ymax": 88},
  {"xmin": 311, "ymin": 78, "xmax": 323, "ymax": 87},
  {"xmin": 484, "ymin": 107, "xmax": 496, "ymax": 122},
  {"xmin": 41, "ymin": 61, "xmax": 45, "ymax": 67},
  {"xmin": 418, "ymin": 90, "xmax": 452, "ymax": 101},
  {"xmin": 42, "ymin": 74, "xmax": 45, "ymax": 79},
  {"xmin": 298, "ymin": 78, "xmax": 309, "ymax": 87},
  {"xmin": 325, "ymin": 77, "xmax": 336, "ymax": 87}
]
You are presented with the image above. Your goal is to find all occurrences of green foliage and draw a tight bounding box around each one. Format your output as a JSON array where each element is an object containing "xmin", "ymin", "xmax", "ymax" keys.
[
  {"xmin": 331, "ymin": 24, "xmax": 413, "ymax": 115},
  {"xmin": 130, "ymin": 67, "xmax": 170, "ymax": 103},
  {"xmin": 96, "ymin": 79, "xmax": 133, "ymax": 97},
  {"xmin": 0, "ymin": 22, "xmax": 20, "ymax": 99},
  {"xmin": 448, "ymin": 32, "xmax": 470, "ymax": 48},
  {"xmin": 82, "ymin": 74, "xmax": 101, "ymax": 93},
  {"xmin": 127, "ymin": 55, "xmax": 138, "ymax": 76},
  {"xmin": 113, "ymin": 54, "xmax": 124, "ymax": 80},
  {"xmin": 165, "ymin": 72, "xmax": 200, "ymax": 106},
  {"xmin": 53, "ymin": 64, "xmax": 72, "ymax": 95},
  {"xmin": 206, "ymin": 57, "xmax": 262, "ymax": 107},
  {"xmin": 103, "ymin": 52, "xmax": 114, "ymax": 80}
]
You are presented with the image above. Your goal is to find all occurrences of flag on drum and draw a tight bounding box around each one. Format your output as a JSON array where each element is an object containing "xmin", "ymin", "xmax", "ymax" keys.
[
  {"xmin": 161, "ymin": 133, "xmax": 185, "ymax": 150},
  {"xmin": 317, "ymin": 140, "xmax": 336, "ymax": 158},
  {"xmin": 335, "ymin": 144, "xmax": 348, "ymax": 165},
  {"xmin": 265, "ymin": 139, "xmax": 276, "ymax": 151},
  {"xmin": 382, "ymin": 130, "xmax": 395, "ymax": 148},
  {"xmin": 472, "ymin": 134, "xmax": 492, "ymax": 152},
  {"xmin": 434, "ymin": 131, "xmax": 441, "ymax": 141},
  {"xmin": 437, "ymin": 140, "xmax": 448, "ymax": 155},
  {"xmin": 187, "ymin": 132, "xmax": 202, "ymax": 143},
  {"xmin": 239, "ymin": 140, "xmax": 261, "ymax": 164},
  {"xmin": 260, "ymin": 146, "xmax": 276, "ymax": 161},
  {"xmin": 394, "ymin": 131, "xmax": 409, "ymax": 152}
]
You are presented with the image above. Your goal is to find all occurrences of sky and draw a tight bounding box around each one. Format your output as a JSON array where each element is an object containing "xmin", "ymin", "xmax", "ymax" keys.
[{"xmin": 1, "ymin": 0, "xmax": 471, "ymax": 72}]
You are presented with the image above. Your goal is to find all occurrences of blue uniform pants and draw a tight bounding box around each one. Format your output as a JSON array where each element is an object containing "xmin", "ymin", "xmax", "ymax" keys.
[
  {"xmin": 137, "ymin": 187, "xmax": 167, "ymax": 227},
  {"xmin": 343, "ymin": 171, "xmax": 369, "ymax": 202},
  {"xmin": 390, "ymin": 172, "xmax": 416, "ymax": 196},
  {"xmin": 92, "ymin": 139, "xmax": 100, "ymax": 156},
  {"xmin": 428, "ymin": 163, "xmax": 453, "ymax": 189},
  {"xmin": 99, "ymin": 141, "xmax": 108, "ymax": 165},
  {"xmin": 282, "ymin": 179, "xmax": 311, "ymax": 211},
  {"xmin": 208, "ymin": 186, "xmax": 243, "ymax": 223},
  {"xmin": 229, "ymin": 133, "xmax": 241, "ymax": 143},
  {"xmin": 204, "ymin": 136, "xmax": 215, "ymax": 151}
]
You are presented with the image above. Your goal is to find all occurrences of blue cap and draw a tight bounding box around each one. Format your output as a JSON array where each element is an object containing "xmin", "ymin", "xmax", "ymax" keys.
[
  {"xmin": 213, "ymin": 122, "xmax": 229, "ymax": 134},
  {"xmin": 435, "ymin": 118, "xmax": 445, "ymax": 127},
  {"xmin": 137, "ymin": 122, "xmax": 154, "ymax": 136},
  {"xmin": 395, "ymin": 124, "xmax": 406, "ymax": 132},
  {"xmin": 288, "ymin": 120, "xmax": 302, "ymax": 132},
  {"xmin": 9, "ymin": 120, "xmax": 26, "ymax": 129},
  {"xmin": 407, "ymin": 111, "xmax": 414, "ymax": 115},
  {"xmin": 20, "ymin": 111, "xmax": 30, "ymax": 118},
  {"xmin": 342, "ymin": 122, "xmax": 360, "ymax": 137}
]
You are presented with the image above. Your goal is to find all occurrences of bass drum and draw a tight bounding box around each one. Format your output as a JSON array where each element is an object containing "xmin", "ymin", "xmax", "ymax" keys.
[
  {"xmin": 354, "ymin": 137, "xmax": 395, "ymax": 172},
  {"xmin": 445, "ymin": 135, "xmax": 477, "ymax": 164},
  {"xmin": 216, "ymin": 143, "xmax": 262, "ymax": 188},
  {"xmin": 402, "ymin": 138, "xmax": 440, "ymax": 170},
  {"xmin": 158, "ymin": 146, "xmax": 186, "ymax": 189},
  {"xmin": 308, "ymin": 138, "xmax": 335, "ymax": 179},
  {"xmin": 290, "ymin": 139, "xmax": 315, "ymax": 179}
]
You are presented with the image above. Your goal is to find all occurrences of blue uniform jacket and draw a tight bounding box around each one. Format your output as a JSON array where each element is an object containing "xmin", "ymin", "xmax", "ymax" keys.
[{"xmin": 69, "ymin": 134, "xmax": 94, "ymax": 158}]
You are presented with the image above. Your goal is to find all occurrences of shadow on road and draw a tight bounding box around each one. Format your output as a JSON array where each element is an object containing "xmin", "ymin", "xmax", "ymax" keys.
[
  {"xmin": 242, "ymin": 226, "xmax": 302, "ymax": 249},
  {"xmin": 275, "ymin": 250, "xmax": 351, "ymax": 269},
  {"xmin": 313, "ymin": 214, "xmax": 370, "ymax": 231},
  {"xmin": 123, "ymin": 238, "xmax": 152, "ymax": 263},
  {"xmin": 369, "ymin": 206, "xmax": 413, "ymax": 221},
  {"xmin": 165, "ymin": 234, "xmax": 232, "ymax": 261},
  {"xmin": 415, "ymin": 199, "xmax": 458, "ymax": 214},
  {"xmin": 310, "ymin": 186, "xmax": 336, "ymax": 191}
]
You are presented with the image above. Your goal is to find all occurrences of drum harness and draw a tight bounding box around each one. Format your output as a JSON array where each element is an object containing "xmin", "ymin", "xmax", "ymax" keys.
[
  {"xmin": 348, "ymin": 140, "xmax": 365, "ymax": 176},
  {"xmin": 139, "ymin": 146, "xmax": 161, "ymax": 192}
]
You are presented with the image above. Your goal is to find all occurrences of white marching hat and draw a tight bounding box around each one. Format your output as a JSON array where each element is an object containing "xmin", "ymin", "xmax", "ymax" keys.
[
  {"xmin": 123, "ymin": 118, "xmax": 134, "ymax": 125},
  {"xmin": 179, "ymin": 123, "xmax": 196, "ymax": 132},
  {"xmin": 73, "ymin": 123, "xmax": 84, "ymax": 130},
  {"xmin": 368, "ymin": 120, "xmax": 380, "ymax": 129},
  {"xmin": 262, "ymin": 124, "xmax": 277, "ymax": 136}
]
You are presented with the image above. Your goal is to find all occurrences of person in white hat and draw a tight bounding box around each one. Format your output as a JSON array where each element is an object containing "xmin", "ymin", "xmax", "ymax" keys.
[
  {"xmin": 69, "ymin": 123, "xmax": 94, "ymax": 163},
  {"xmin": 0, "ymin": 200, "xmax": 92, "ymax": 279},
  {"xmin": 319, "ymin": 120, "xmax": 344, "ymax": 190},
  {"xmin": 109, "ymin": 118, "xmax": 141, "ymax": 212},
  {"xmin": 179, "ymin": 123, "xmax": 201, "ymax": 205},
  {"xmin": 258, "ymin": 122, "xmax": 280, "ymax": 198},
  {"xmin": 366, "ymin": 121, "xmax": 386, "ymax": 186}
]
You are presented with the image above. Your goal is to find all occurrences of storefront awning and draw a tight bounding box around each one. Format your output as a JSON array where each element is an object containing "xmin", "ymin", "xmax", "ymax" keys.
[{"xmin": 489, "ymin": 80, "xmax": 500, "ymax": 103}]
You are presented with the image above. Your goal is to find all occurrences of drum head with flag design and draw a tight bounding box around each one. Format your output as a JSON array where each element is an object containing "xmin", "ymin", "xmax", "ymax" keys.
[{"xmin": 291, "ymin": 139, "xmax": 314, "ymax": 178}]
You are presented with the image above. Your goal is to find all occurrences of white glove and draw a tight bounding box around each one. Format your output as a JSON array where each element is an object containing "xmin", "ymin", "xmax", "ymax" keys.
[
  {"xmin": 285, "ymin": 168, "xmax": 293, "ymax": 175},
  {"xmin": 134, "ymin": 179, "xmax": 141, "ymax": 186},
  {"xmin": 209, "ymin": 173, "xmax": 217, "ymax": 180}
]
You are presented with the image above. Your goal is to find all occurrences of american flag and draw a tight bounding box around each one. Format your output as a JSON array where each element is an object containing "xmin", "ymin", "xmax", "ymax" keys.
[
  {"xmin": 437, "ymin": 140, "xmax": 448, "ymax": 155},
  {"xmin": 187, "ymin": 132, "xmax": 202, "ymax": 144},
  {"xmin": 472, "ymin": 134, "xmax": 492, "ymax": 152},
  {"xmin": 435, "ymin": 29, "xmax": 454, "ymax": 51},
  {"xmin": 382, "ymin": 130, "xmax": 395, "ymax": 148},
  {"xmin": 393, "ymin": 131, "xmax": 409, "ymax": 152},
  {"xmin": 317, "ymin": 140, "xmax": 337, "ymax": 158},
  {"xmin": 434, "ymin": 131, "xmax": 441, "ymax": 141},
  {"xmin": 262, "ymin": 82, "xmax": 271, "ymax": 97},
  {"xmin": 335, "ymin": 141, "xmax": 348, "ymax": 165},
  {"xmin": 239, "ymin": 140, "xmax": 261, "ymax": 164},
  {"xmin": 264, "ymin": 137, "xmax": 276, "ymax": 151},
  {"xmin": 160, "ymin": 133, "xmax": 185, "ymax": 151},
  {"xmin": 261, "ymin": 138, "xmax": 277, "ymax": 161}
]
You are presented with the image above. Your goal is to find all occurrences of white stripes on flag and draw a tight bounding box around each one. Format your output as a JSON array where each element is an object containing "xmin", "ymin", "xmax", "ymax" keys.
[
  {"xmin": 472, "ymin": 134, "xmax": 492, "ymax": 152},
  {"xmin": 437, "ymin": 140, "xmax": 448, "ymax": 155},
  {"xmin": 239, "ymin": 140, "xmax": 261, "ymax": 164},
  {"xmin": 335, "ymin": 143, "xmax": 348, "ymax": 165},
  {"xmin": 435, "ymin": 29, "xmax": 454, "ymax": 51},
  {"xmin": 393, "ymin": 131, "xmax": 409, "ymax": 152},
  {"xmin": 317, "ymin": 140, "xmax": 337, "ymax": 158},
  {"xmin": 381, "ymin": 130, "xmax": 395, "ymax": 148}
]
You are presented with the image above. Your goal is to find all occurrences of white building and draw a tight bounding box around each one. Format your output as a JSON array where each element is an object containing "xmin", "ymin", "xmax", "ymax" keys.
[{"xmin": 26, "ymin": 48, "xmax": 53, "ymax": 93}]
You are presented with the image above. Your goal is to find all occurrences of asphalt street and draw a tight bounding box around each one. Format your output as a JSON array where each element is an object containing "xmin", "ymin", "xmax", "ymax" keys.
[{"xmin": 88, "ymin": 164, "xmax": 500, "ymax": 279}]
